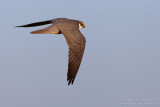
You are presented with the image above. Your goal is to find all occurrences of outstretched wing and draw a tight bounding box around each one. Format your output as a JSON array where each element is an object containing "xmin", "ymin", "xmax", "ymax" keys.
[
  {"xmin": 16, "ymin": 20, "xmax": 52, "ymax": 27},
  {"xmin": 16, "ymin": 18, "xmax": 68, "ymax": 27},
  {"xmin": 61, "ymin": 29, "xmax": 86, "ymax": 85}
]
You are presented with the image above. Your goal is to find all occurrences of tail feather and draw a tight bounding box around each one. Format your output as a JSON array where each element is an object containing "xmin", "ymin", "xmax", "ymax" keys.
[
  {"xmin": 31, "ymin": 29, "xmax": 49, "ymax": 34},
  {"xmin": 31, "ymin": 28, "xmax": 51, "ymax": 34},
  {"xmin": 16, "ymin": 20, "xmax": 52, "ymax": 27},
  {"xmin": 30, "ymin": 26, "xmax": 59, "ymax": 34}
]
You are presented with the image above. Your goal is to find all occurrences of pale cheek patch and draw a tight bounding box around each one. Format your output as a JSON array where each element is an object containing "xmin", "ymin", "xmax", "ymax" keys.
[{"xmin": 79, "ymin": 23, "xmax": 82, "ymax": 29}]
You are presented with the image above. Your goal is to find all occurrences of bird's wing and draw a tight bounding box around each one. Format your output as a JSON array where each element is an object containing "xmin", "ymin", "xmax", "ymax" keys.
[
  {"xmin": 16, "ymin": 20, "xmax": 52, "ymax": 27},
  {"xmin": 16, "ymin": 18, "xmax": 68, "ymax": 27},
  {"xmin": 61, "ymin": 29, "xmax": 86, "ymax": 85}
]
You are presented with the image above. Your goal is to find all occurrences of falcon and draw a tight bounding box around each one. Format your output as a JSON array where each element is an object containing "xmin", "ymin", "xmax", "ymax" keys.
[{"xmin": 16, "ymin": 18, "xmax": 86, "ymax": 85}]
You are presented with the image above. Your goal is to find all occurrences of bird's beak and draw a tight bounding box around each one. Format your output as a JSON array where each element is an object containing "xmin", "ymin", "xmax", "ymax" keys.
[{"xmin": 82, "ymin": 22, "xmax": 85, "ymax": 28}]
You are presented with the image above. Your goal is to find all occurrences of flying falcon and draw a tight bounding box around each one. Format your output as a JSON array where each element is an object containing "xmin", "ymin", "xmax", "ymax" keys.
[{"xmin": 16, "ymin": 18, "xmax": 86, "ymax": 85}]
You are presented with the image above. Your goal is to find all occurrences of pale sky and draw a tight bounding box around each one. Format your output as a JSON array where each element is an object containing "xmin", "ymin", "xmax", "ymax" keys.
[{"xmin": 0, "ymin": 0, "xmax": 160, "ymax": 107}]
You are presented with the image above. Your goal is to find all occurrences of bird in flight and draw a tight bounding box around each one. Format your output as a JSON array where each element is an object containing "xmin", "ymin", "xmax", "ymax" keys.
[{"xmin": 16, "ymin": 18, "xmax": 86, "ymax": 85}]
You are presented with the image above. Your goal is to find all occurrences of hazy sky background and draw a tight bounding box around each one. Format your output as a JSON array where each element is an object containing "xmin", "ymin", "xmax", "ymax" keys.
[{"xmin": 0, "ymin": 0, "xmax": 160, "ymax": 107}]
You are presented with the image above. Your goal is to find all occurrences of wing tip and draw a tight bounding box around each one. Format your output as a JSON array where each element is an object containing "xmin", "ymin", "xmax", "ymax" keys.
[
  {"xmin": 15, "ymin": 26, "xmax": 23, "ymax": 28},
  {"xmin": 15, "ymin": 20, "xmax": 52, "ymax": 28},
  {"xmin": 67, "ymin": 78, "xmax": 74, "ymax": 85},
  {"xmin": 15, "ymin": 25, "xmax": 31, "ymax": 27}
]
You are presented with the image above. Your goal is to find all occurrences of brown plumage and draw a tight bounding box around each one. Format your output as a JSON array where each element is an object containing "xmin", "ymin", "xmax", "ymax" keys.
[{"xmin": 16, "ymin": 18, "xmax": 86, "ymax": 85}]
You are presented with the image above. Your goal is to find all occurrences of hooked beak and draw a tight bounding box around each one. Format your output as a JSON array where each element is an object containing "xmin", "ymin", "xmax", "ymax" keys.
[{"xmin": 82, "ymin": 22, "xmax": 85, "ymax": 28}]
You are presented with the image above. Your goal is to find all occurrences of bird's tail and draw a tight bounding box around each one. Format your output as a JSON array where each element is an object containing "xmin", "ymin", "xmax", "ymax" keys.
[
  {"xmin": 30, "ymin": 26, "xmax": 59, "ymax": 34},
  {"xmin": 16, "ymin": 20, "xmax": 52, "ymax": 27}
]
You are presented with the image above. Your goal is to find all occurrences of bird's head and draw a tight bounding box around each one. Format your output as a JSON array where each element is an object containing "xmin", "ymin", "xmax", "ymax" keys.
[{"xmin": 79, "ymin": 22, "xmax": 85, "ymax": 29}]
